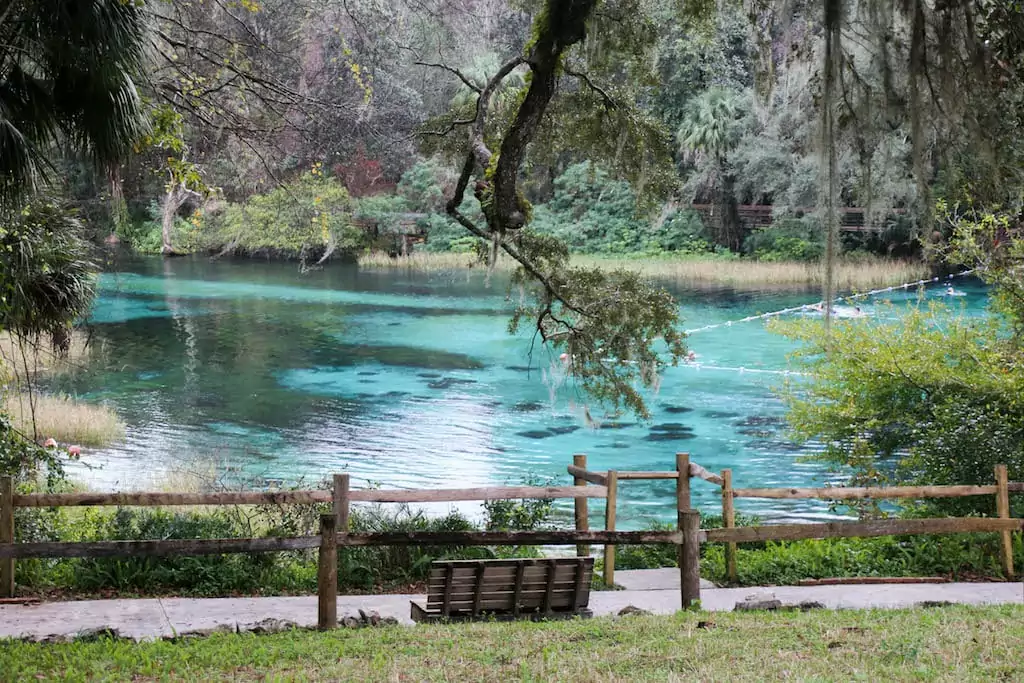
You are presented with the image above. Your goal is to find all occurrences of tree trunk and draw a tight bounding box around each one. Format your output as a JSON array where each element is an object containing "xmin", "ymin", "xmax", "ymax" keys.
[
  {"xmin": 721, "ymin": 172, "xmax": 741, "ymax": 251},
  {"xmin": 161, "ymin": 184, "xmax": 189, "ymax": 256}
]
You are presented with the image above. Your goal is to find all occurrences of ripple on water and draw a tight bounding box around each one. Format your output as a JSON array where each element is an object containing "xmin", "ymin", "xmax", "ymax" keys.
[{"xmin": 75, "ymin": 259, "xmax": 990, "ymax": 524}]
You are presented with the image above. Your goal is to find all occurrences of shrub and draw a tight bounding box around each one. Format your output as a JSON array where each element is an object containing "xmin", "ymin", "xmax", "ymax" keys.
[
  {"xmin": 743, "ymin": 216, "xmax": 823, "ymax": 261},
  {"xmin": 648, "ymin": 209, "xmax": 714, "ymax": 254},
  {"xmin": 204, "ymin": 167, "xmax": 362, "ymax": 261},
  {"xmin": 14, "ymin": 480, "xmax": 561, "ymax": 597}
]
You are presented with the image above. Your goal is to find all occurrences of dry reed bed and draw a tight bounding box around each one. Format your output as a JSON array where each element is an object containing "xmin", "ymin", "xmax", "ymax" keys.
[
  {"xmin": 3, "ymin": 393, "xmax": 125, "ymax": 447},
  {"xmin": 358, "ymin": 251, "xmax": 930, "ymax": 290}
]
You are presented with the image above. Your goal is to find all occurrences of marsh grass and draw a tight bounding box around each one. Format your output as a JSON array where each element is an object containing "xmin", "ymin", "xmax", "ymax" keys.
[
  {"xmin": 2, "ymin": 606, "xmax": 1022, "ymax": 681},
  {"xmin": 0, "ymin": 331, "xmax": 91, "ymax": 378},
  {"xmin": 358, "ymin": 251, "xmax": 929, "ymax": 290},
  {"xmin": 4, "ymin": 393, "xmax": 125, "ymax": 446}
]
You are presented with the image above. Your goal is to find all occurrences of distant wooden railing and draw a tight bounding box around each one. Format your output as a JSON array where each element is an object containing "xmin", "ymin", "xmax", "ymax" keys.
[{"xmin": 566, "ymin": 455, "xmax": 1022, "ymax": 586}]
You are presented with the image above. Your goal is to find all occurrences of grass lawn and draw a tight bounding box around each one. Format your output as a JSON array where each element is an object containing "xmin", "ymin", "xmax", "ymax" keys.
[{"xmin": 1, "ymin": 606, "xmax": 1022, "ymax": 681}]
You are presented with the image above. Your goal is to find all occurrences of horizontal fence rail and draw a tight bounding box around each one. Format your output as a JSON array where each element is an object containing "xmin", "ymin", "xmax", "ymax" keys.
[
  {"xmin": 731, "ymin": 485, "xmax": 1000, "ymax": 500},
  {"xmin": 0, "ymin": 530, "xmax": 686, "ymax": 560},
  {"xmin": 12, "ymin": 485, "xmax": 607, "ymax": 509},
  {"xmin": 704, "ymin": 517, "xmax": 1023, "ymax": 544}
]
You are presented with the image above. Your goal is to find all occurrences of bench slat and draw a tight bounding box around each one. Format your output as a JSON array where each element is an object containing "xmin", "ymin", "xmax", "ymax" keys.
[
  {"xmin": 427, "ymin": 565, "xmax": 585, "ymax": 585},
  {"xmin": 427, "ymin": 574, "xmax": 592, "ymax": 591},
  {"xmin": 423, "ymin": 581, "xmax": 585, "ymax": 602}
]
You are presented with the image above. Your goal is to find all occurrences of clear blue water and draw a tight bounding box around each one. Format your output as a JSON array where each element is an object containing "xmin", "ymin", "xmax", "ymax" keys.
[{"xmin": 56, "ymin": 257, "xmax": 989, "ymax": 528}]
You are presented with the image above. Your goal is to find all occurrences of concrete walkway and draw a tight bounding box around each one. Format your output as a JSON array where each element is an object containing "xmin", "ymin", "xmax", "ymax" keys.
[{"xmin": 1, "ymin": 576, "xmax": 1021, "ymax": 642}]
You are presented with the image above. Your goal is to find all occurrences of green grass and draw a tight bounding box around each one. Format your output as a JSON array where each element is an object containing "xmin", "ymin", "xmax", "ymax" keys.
[{"xmin": 2, "ymin": 606, "xmax": 1022, "ymax": 681}]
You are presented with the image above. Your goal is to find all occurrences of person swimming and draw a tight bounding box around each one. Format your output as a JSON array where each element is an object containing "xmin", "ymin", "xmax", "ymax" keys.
[{"xmin": 945, "ymin": 286, "xmax": 966, "ymax": 296}]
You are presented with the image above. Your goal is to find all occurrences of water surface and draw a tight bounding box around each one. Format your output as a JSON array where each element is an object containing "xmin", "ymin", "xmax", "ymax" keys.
[{"xmin": 58, "ymin": 257, "xmax": 988, "ymax": 527}]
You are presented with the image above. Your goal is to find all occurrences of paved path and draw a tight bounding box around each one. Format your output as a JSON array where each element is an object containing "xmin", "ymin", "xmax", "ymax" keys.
[{"xmin": 1, "ymin": 577, "xmax": 1020, "ymax": 641}]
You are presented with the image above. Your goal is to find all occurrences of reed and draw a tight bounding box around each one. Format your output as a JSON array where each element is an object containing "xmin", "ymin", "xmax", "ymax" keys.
[
  {"xmin": 358, "ymin": 251, "xmax": 929, "ymax": 290},
  {"xmin": 4, "ymin": 393, "xmax": 125, "ymax": 447},
  {"xmin": 0, "ymin": 332, "xmax": 91, "ymax": 378}
]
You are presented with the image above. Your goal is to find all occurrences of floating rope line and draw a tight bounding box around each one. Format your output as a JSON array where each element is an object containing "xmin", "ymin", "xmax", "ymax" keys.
[
  {"xmin": 683, "ymin": 269, "xmax": 976, "ymax": 335},
  {"xmin": 680, "ymin": 363, "xmax": 807, "ymax": 376}
]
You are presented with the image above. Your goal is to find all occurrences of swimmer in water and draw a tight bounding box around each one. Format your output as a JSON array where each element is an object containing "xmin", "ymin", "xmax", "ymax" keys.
[
  {"xmin": 685, "ymin": 351, "xmax": 698, "ymax": 363},
  {"xmin": 945, "ymin": 286, "xmax": 966, "ymax": 296}
]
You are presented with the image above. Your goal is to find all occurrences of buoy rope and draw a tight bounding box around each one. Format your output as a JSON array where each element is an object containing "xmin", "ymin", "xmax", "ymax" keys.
[{"xmin": 683, "ymin": 269, "xmax": 975, "ymax": 335}]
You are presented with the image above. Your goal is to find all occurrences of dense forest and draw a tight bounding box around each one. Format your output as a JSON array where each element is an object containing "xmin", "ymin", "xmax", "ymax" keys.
[{"xmin": 14, "ymin": 0, "xmax": 1018, "ymax": 265}]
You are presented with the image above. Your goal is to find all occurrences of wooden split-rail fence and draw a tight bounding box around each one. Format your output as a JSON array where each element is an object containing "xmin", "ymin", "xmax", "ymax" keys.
[{"xmin": 1, "ymin": 455, "xmax": 1021, "ymax": 628}]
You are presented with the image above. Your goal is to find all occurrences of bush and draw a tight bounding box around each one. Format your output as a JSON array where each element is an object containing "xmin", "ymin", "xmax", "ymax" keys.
[
  {"xmin": 743, "ymin": 216, "xmax": 823, "ymax": 261},
  {"xmin": 204, "ymin": 167, "xmax": 362, "ymax": 261},
  {"xmin": 649, "ymin": 209, "xmax": 715, "ymax": 254},
  {"xmin": 612, "ymin": 517, "xmax": 1023, "ymax": 585}
]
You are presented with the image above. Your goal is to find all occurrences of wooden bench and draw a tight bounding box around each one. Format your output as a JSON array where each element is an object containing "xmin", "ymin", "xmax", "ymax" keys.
[{"xmin": 410, "ymin": 557, "xmax": 594, "ymax": 622}]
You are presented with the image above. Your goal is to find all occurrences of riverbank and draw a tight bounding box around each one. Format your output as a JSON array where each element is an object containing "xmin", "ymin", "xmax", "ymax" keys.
[
  {"xmin": 3, "ymin": 605, "xmax": 1022, "ymax": 680},
  {"xmin": 356, "ymin": 251, "xmax": 930, "ymax": 290},
  {"xmin": 1, "ymin": 332, "xmax": 126, "ymax": 447}
]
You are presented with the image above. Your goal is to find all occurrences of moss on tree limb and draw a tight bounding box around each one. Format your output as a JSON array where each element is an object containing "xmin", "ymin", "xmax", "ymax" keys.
[{"xmin": 429, "ymin": 0, "xmax": 686, "ymax": 417}]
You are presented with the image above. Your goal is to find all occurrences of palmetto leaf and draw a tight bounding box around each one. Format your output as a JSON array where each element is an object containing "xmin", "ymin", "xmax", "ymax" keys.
[{"xmin": 0, "ymin": 0, "xmax": 147, "ymax": 208}]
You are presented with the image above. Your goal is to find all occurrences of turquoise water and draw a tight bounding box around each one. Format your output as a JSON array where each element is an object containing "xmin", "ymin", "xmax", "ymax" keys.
[{"xmin": 57, "ymin": 257, "xmax": 988, "ymax": 527}]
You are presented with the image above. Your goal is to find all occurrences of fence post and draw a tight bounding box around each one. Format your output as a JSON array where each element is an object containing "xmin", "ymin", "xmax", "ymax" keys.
[
  {"xmin": 722, "ymin": 468, "xmax": 737, "ymax": 584},
  {"xmin": 676, "ymin": 453, "xmax": 691, "ymax": 510},
  {"xmin": 995, "ymin": 464, "xmax": 1014, "ymax": 579},
  {"xmin": 603, "ymin": 470, "xmax": 618, "ymax": 587},
  {"xmin": 680, "ymin": 509, "xmax": 701, "ymax": 610},
  {"xmin": 572, "ymin": 454, "xmax": 590, "ymax": 558},
  {"xmin": 317, "ymin": 513, "xmax": 338, "ymax": 629},
  {"xmin": 1, "ymin": 476, "xmax": 13, "ymax": 598},
  {"xmin": 333, "ymin": 474, "xmax": 350, "ymax": 531}
]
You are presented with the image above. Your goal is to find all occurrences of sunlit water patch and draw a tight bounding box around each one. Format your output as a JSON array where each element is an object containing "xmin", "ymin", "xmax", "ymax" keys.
[{"xmin": 51, "ymin": 257, "xmax": 990, "ymax": 528}]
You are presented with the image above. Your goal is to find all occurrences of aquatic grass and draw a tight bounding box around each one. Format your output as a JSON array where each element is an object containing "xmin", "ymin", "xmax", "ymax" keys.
[
  {"xmin": 3, "ymin": 393, "xmax": 125, "ymax": 447},
  {"xmin": 2, "ymin": 606, "xmax": 1023, "ymax": 681},
  {"xmin": 358, "ymin": 251, "xmax": 928, "ymax": 290}
]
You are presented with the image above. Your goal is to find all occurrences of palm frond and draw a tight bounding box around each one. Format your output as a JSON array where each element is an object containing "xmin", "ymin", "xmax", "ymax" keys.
[{"xmin": 0, "ymin": 0, "xmax": 148, "ymax": 209}]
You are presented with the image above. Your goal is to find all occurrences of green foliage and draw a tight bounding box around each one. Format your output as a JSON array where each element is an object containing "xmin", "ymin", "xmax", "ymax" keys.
[
  {"xmin": 776, "ymin": 301, "xmax": 1024, "ymax": 517},
  {"xmin": 700, "ymin": 533, "xmax": 1023, "ymax": 585},
  {"xmin": 676, "ymin": 87, "xmax": 748, "ymax": 162},
  {"xmin": 743, "ymin": 217, "xmax": 824, "ymax": 261},
  {"xmin": 0, "ymin": 0, "xmax": 147, "ymax": 207},
  {"xmin": 118, "ymin": 201, "xmax": 197, "ymax": 255},
  {"xmin": 507, "ymin": 236, "xmax": 687, "ymax": 418},
  {"xmin": 652, "ymin": 209, "xmax": 715, "ymax": 254},
  {"xmin": 0, "ymin": 413, "xmax": 63, "ymax": 483},
  {"xmin": 528, "ymin": 162, "xmax": 709, "ymax": 256},
  {"xmin": 16, "ymin": 478, "xmax": 559, "ymax": 597},
  {"xmin": 0, "ymin": 199, "xmax": 97, "ymax": 351},
  {"xmin": 397, "ymin": 159, "xmax": 448, "ymax": 213},
  {"xmin": 614, "ymin": 519, "xmax": 1022, "ymax": 584},
  {"xmin": 206, "ymin": 168, "xmax": 360, "ymax": 261},
  {"xmin": 774, "ymin": 206, "xmax": 1024, "ymax": 518}
]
